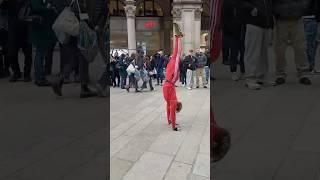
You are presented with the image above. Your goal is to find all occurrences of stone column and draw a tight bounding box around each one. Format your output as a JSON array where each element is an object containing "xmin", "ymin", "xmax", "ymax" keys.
[
  {"xmin": 124, "ymin": 0, "xmax": 136, "ymax": 55},
  {"xmin": 172, "ymin": 0, "xmax": 203, "ymax": 54},
  {"xmin": 194, "ymin": 8, "xmax": 202, "ymax": 51}
]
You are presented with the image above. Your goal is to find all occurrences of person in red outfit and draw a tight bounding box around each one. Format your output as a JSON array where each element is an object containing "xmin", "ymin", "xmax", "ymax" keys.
[
  {"xmin": 210, "ymin": 0, "xmax": 231, "ymax": 162},
  {"xmin": 163, "ymin": 23, "xmax": 183, "ymax": 131}
]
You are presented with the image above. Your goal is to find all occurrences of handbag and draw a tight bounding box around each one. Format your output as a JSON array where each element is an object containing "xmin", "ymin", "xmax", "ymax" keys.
[
  {"xmin": 52, "ymin": 0, "xmax": 80, "ymax": 44},
  {"xmin": 126, "ymin": 63, "xmax": 135, "ymax": 74},
  {"xmin": 78, "ymin": 21, "xmax": 99, "ymax": 63}
]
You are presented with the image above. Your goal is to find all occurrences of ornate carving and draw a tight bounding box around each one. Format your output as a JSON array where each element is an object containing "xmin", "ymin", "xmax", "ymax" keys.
[
  {"xmin": 194, "ymin": 8, "xmax": 202, "ymax": 21},
  {"xmin": 171, "ymin": 8, "xmax": 182, "ymax": 20},
  {"xmin": 125, "ymin": 0, "xmax": 136, "ymax": 18}
]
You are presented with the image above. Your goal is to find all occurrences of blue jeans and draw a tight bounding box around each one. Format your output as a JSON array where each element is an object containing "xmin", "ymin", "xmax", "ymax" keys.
[
  {"xmin": 205, "ymin": 66, "xmax": 210, "ymax": 83},
  {"xmin": 156, "ymin": 67, "xmax": 164, "ymax": 84},
  {"xmin": 304, "ymin": 18, "xmax": 318, "ymax": 69},
  {"xmin": 34, "ymin": 47, "xmax": 46, "ymax": 82}
]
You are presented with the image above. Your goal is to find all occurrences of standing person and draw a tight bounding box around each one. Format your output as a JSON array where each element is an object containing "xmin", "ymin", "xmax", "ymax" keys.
[
  {"xmin": 222, "ymin": 0, "xmax": 246, "ymax": 81},
  {"xmin": 237, "ymin": 0, "xmax": 274, "ymax": 90},
  {"xmin": 0, "ymin": 0, "xmax": 10, "ymax": 78},
  {"xmin": 204, "ymin": 51, "xmax": 210, "ymax": 84},
  {"xmin": 184, "ymin": 49, "xmax": 196, "ymax": 90},
  {"xmin": 7, "ymin": 0, "xmax": 33, "ymax": 82},
  {"xmin": 273, "ymin": 0, "xmax": 312, "ymax": 85},
  {"xmin": 303, "ymin": 0, "xmax": 320, "ymax": 73},
  {"xmin": 163, "ymin": 23, "xmax": 183, "ymax": 131},
  {"xmin": 125, "ymin": 53, "xmax": 139, "ymax": 92},
  {"xmin": 179, "ymin": 54, "xmax": 187, "ymax": 87},
  {"xmin": 141, "ymin": 56, "xmax": 154, "ymax": 91},
  {"xmin": 195, "ymin": 49, "xmax": 208, "ymax": 88},
  {"xmin": 118, "ymin": 54, "xmax": 128, "ymax": 89},
  {"xmin": 30, "ymin": 0, "xmax": 57, "ymax": 86},
  {"xmin": 50, "ymin": 0, "xmax": 107, "ymax": 98},
  {"xmin": 155, "ymin": 50, "xmax": 165, "ymax": 86}
]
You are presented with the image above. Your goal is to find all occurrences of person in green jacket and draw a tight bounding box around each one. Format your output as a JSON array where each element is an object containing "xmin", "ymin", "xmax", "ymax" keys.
[{"xmin": 29, "ymin": 0, "xmax": 57, "ymax": 86}]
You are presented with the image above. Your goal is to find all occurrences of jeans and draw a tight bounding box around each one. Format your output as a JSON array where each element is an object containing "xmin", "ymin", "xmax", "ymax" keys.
[
  {"xmin": 60, "ymin": 38, "xmax": 89, "ymax": 84},
  {"xmin": 34, "ymin": 47, "xmax": 47, "ymax": 82},
  {"xmin": 205, "ymin": 66, "xmax": 210, "ymax": 83},
  {"xmin": 303, "ymin": 18, "xmax": 319, "ymax": 70},
  {"xmin": 180, "ymin": 70, "xmax": 187, "ymax": 85},
  {"xmin": 98, "ymin": 65, "xmax": 108, "ymax": 89},
  {"xmin": 120, "ymin": 76, "xmax": 127, "ymax": 88},
  {"xmin": 186, "ymin": 69, "xmax": 195, "ymax": 88},
  {"xmin": 156, "ymin": 67, "xmax": 164, "ymax": 84}
]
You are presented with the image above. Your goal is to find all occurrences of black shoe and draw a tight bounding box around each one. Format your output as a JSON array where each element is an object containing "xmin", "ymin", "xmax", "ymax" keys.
[
  {"xmin": 275, "ymin": 78, "xmax": 286, "ymax": 85},
  {"xmin": 299, "ymin": 77, "xmax": 312, "ymax": 85},
  {"xmin": 9, "ymin": 73, "xmax": 21, "ymax": 82},
  {"xmin": 51, "ymin": 78, "xmax": 63, "ymax": 96},
  {"xmin": 126, "ymin": 87, "xmax": 130, "ymax": 92},
  {"xmin": 80, "ymin": 86, "xmax": 98, "ymax": 98},
  {"xmin": 173, "ymin": 127, "xmax": 181, "ymax": 131},
  {"xmin": 196, "ymin": 86, "xmax": 199, "ymax": 88},
  {"xmin": 35, "ymin": 80, "xmax": 50, "ymax": 87},
  {"xmin": 23, "ymin": 76, "xmax": 32, "ymax": 82},
  {"xmin": 203, "ymin": 85, "xmax": 207, "ymax": 88},
  {"xmin": 150, "ymin": 87, "xmax": 154, "ymax": 91},
  {"xmin": 135, "ymin": 89, "xmax": 141, "ymax": 93}
]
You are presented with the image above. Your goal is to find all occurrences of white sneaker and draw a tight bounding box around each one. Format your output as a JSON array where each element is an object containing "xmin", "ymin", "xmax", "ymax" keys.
[
  {"xmin": 187, "ymin": 87, "xmax": 192, "ymax": 90},
  {"xmin": 231, "ymin": 73, "xmax": 239, "ymax": 81},
  {"xmin": 245, "ymin": 82, "xmax": 261, "ymax": 90},
  {"xmin": 311, "ymin": 69, "xmax": 320, "ymax": 75}
]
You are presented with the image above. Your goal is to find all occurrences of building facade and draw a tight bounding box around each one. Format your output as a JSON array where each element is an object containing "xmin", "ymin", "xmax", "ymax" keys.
[{"xmin": 109, "ymin": 0, "xmax": 210, "ymax": 55}]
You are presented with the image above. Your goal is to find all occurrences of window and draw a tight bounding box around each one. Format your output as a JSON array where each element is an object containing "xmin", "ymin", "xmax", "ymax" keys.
[
  {"xmin": 109, "ymin": 0, "xmax": 125, "ymax": 16},
  {"xmin": 136, "ymin": 0, "xmax": 164, "ymax": 17}
]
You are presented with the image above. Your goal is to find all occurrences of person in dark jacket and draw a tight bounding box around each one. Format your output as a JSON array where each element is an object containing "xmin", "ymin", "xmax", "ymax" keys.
[
  {"xmin": 222, "ymin": 0, "xmax": 246, "ymax": 81},
  {"xmin": 179, "ymin": 54, "xmax": 187, "ymax": 87},
  {"xmin": 303, "ymin": 0, "xmax": 319, "ymax": 73},
  {"xmin": 7, "ymin": 0, "xmax": 33, "ymax": 82},
  {"xmin": 30, "ymin": 0, "xmax": 57, "ymax": 86},
  {"xmin": 272, "ymin": 0, "xmax": 312, "ymax": 86},
  {"xmin": 237, "ymin": 0, "xmax": 273, "ymax": 90},
  {"xmin": 0, "ymin": 0, "xmax": 9, "ymax": 78},
  {"xmin": 184, "ymin": 49, "xmax": 196, "ymax": 90},
  {"xmin": 155, "ymin": 51, "xmax": 166, "ymax": 85},
  {"xmin": 125, "ymin": 53, "xmax": 140, "ymax": 92},
  {"xmin": 195, "ymin": 50, "xmax": 208, "ymax": 88},
  {"xmin": 118, "ymin": 54, "xmax": 128, "ymax": 89}
]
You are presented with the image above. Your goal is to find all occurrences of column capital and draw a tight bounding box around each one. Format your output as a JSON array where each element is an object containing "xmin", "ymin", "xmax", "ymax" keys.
[
  {"xmin": 194, "ymin": 8, "xmax": 202, "ymax": 21},
  {"xmin": 124, "ymin": 0, "xmax": 136, "ymax": 18},
  {"xmin": 171, "ymin": 7, "xmax": 182, "ymax": 20}
]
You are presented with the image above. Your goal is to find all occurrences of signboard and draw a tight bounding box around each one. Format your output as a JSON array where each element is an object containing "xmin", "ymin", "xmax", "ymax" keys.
[{"xmin": 136, "ymin": 19, "xmax": 161, "ymax": 31}]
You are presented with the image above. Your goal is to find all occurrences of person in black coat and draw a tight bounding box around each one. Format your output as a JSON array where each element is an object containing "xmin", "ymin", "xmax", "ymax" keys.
[
  {"xmin": 7, "ymin": 0, "xmax": 33, "ymax": 82},
  {"xmin": 222, "ymin": 0, "xmax": 246, "ymax": 81}
]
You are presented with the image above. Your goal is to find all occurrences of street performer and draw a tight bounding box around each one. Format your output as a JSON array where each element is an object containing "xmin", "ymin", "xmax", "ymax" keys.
[
  {"xmin": 163, "ymin": 23, "xmax": 183, "ymax": 131},
  {"xmin": 211, "ymin": 0, "xmax": 231, "ymax": 162}
]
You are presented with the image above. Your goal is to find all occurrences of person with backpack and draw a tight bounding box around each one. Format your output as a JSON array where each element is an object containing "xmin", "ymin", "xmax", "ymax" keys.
[
  {"xmin": 50, "ymin": 0, "xmax": 107, "ymax": 98},
  {"xmin": 7, "ymin": 0, "xmax": 33, "ymax": 82}
]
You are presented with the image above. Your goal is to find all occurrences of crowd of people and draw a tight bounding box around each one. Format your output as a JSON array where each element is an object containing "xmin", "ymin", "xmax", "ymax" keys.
[
  {"xmin": 215, "ymin": 0, "xmax": 320, "ymax": 90},
  {"xmin": 109, "ymin": 48, "xmax": 211, "ymax": 93},
  {"xmin": 0, "ymin": 0, "xmax": 109, "ymax": 98}
]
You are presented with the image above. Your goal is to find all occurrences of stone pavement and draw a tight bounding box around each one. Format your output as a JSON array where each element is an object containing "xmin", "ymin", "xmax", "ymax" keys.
[
  {"xmin": 213, "ymin": 47, "xmax": 320, "ymax": 180},
  {"xmin": 0, "ymin": 51, "xmax": 108, "ymax": 180},
  {"xmin": 110, "ymin": 81, "xmax": 210, "ymax": 180}
]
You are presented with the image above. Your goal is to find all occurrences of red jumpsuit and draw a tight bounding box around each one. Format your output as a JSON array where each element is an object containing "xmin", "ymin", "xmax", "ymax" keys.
[
  {"xmin": 163, "ymin": 36, "xmax": 182, "ymax": 130},
  {"xmin": 210, "ymin": 0, "xmax": 223, "ymax": 144}
]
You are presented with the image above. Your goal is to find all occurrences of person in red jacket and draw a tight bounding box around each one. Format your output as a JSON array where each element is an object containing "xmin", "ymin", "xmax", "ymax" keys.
[
  {"xmin": 163, "ymin": 23, "xmax": 183, "ymax": 131},
  {"xmin": 210, "ymin": 0, "xmax": 231, "ymax": 162}
]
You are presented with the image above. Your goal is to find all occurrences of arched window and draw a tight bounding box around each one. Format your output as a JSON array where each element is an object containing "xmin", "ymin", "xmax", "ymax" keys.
[
  {"xmin": 109, "ymin": 0, "xmax": 126, "ymax": 16},
  {"xmin": 136, "ymin": 0, "xmax": 164, "ymax": 17}
]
